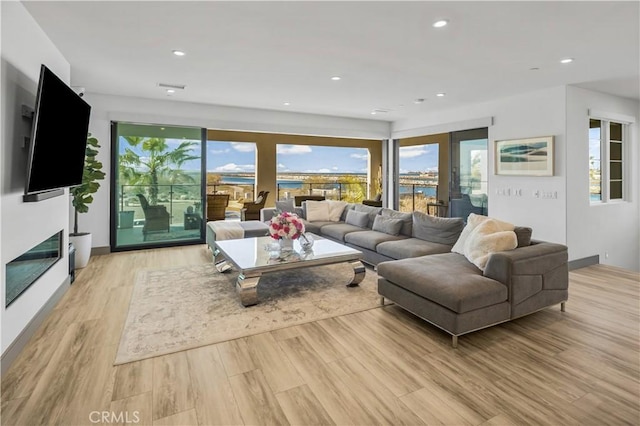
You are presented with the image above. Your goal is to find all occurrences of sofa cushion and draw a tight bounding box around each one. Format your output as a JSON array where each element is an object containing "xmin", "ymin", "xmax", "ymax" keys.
[
  {"xmin": 412, "ymin": 211, "xmax": 464, "ymax": 245},
  {"xmin": 321, "ymin": 223, "xmax": 365, "ymax": 242},
  {"xmin": 464, "ymin": 219, "xmax": 517, "ymax": 271},
  {"xmin": 305, "ymin": 200, "xmax": 332, "ymax": 222},
  {"xmin": 345, "ymin": 210, "xmax": 369, "ymax": 228},
  {"xmin": 344, "ymin": 230, "xmax": 407, "ymax": 251},
  {"xmin": 372, "ymin": 215, "xmax": 403, "ymax": 236},
  {"xmin": 514, "ymin": 226, "xmax": 533, "ymax": 247},
  {"xmin": 340, "ymin": 203, "xmax": 357, "ymax": 221},
  {"xmin": 376, "ymin": 238, "xmax": 452, "ymax": 260},
  {"xmin": 381, "ymin": 208, "xmax": 412, "ymax": 237},
  {"xmin": 326, "ymin": 200, "xmax": 348, "ymax": 222},
  {"xmin": 376, "ymin": 253, "xmax": 508, "ymax": 313},
  {"xmin": 301, "ymin": 219, "xmax": 334, "ymax": 235},
  {"xmin": 354, "ymin": 204, "xmax": 382, "ymax": 228},
  {"xmin": 275, "ymin": 199, "xmax": 295, "ymax": 213}
]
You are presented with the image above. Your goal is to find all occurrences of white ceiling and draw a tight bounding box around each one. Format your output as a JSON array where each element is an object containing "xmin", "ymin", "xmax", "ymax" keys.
[{"xmin": 22, "ymin": 1, "xmax": 640, "ymax": 122}]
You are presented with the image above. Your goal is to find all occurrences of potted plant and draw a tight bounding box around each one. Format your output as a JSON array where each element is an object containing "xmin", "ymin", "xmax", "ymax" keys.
[{"xmin": 70, "ymin": 134, "xmax": 105, "ymax": 268}]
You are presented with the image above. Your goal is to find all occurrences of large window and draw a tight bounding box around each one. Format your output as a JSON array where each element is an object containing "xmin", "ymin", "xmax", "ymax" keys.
[
  {"xmin": 276, "ymin": 144, "xmax": 369, "ymax": 202},
  {"xmin": 206, "ymin": 140, "xmax": 257, "ymax": 219},
  {"xmin": 590, "ymin": 118, "xmax": 627, "ymax": 203},
  {"xmin": 398, "ymin": 143, "xmax": 439, "ymax": 213}
]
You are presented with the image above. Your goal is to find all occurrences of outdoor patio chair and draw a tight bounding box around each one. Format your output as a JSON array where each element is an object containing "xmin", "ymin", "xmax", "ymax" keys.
[
  {"xmin": 136, "ymin": 194, "xmax": 170, "ymax": 238},
  {"xmin": 241, "ymin": 191, "xmax": 269, "ymax": 221},
  {"xmin": 207, "ymin": 193, "xmax": 230, "ymax": 221}
]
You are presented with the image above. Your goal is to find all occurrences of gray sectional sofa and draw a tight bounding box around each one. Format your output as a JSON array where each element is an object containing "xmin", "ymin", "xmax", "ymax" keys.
[{"xmin": 260, "ymin": 202, "xmax": 569, "ymax": 346}]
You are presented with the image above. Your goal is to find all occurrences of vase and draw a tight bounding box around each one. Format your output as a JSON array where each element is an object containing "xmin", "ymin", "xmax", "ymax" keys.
[
  {"xmin": 300, "ymin": 233, "xmax": 314, "ymax": 251},
  {"xmin": 279, "ymin": 237, "xmax": 294, "ymax": 252}
]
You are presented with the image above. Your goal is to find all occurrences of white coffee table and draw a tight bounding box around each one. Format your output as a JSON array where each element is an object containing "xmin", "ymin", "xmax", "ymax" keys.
[{"xmin": 214, "ymin": 234, "xmax": 365, "ymax": 306}]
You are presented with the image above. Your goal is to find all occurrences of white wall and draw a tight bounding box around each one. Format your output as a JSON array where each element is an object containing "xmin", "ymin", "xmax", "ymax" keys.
[
  {"xmin": 80, "ymin": 93, "xmax": 391, "ymax": 248},
  {"xmin": 393, "ymin": 86, "xmax": 568, "ymax": 245},
  {"xmin": 566, "ymin": 86, "xmax": 639, "ymax": 271},
  {"xmin": 1, "ymin": 2, "xmax": 71, "ymax": 352}
]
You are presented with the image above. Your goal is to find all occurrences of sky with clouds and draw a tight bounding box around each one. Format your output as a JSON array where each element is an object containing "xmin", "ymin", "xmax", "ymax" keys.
[
  {"xmin": 119, "ymin": 138, "xmax": 439, "ymax": 174},
  {"xmin": 205, "ymin": 141, "xmax": 439, "ymax": 174}
]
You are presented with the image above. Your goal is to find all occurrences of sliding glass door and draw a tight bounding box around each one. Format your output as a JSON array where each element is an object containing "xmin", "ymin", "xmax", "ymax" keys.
[
  {"xmin": 449, "ymin": 128, "xmax": 489, "ymax": 218},
  {"xmin": 111, "ymin": 122, "xmax": 205, "ymax": 250}
]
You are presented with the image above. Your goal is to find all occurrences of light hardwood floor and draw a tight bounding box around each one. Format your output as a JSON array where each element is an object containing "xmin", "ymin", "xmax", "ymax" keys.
[{"xmin": 2, "ymin": 245, "xmax": 639, "ymax": 425}]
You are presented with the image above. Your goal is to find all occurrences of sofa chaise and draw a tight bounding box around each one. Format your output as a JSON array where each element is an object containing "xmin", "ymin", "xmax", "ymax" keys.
[{"xmin": 260, "ymin": 201, "xmax": 569, "ymax": 346}]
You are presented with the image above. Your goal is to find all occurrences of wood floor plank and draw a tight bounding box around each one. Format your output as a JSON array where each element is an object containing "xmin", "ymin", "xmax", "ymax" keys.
[
  {"xmin": 185, "ymin": 344, "xmax": 243, "ymax": 425},
  {"xmin": 228, "ymin": 369, "xmax": 290, "ymax": 426},
  {"xmin": 279, "ymin": 336, "xmax": 379, "ymax": 425},
  {"xmin": 276, "ymin": 384, "xmax": 336, "ymax": 426},
  {"xmin": 152, "ymin": 352, "xmax": 195, "ymax": 420},
  {"xmin": 110, "ymin": 391, "xmax": 153, "ymax": 426},
  {"xmin": 153, "ymin": 408, "xmax": 199, "ymax": 426},
  {"xmin": 329, "ymin": 356, "xmax": 426, "ymax": 425},
  {"xmin": 317, "ymin": 316, "xmax": 424, "ymax": 397},
  {"xmin": 245, "ymin": 332, "xmax": 305, "ymax": 393},
  {"xmin": 295, "ymin": 321, "xmax": 350, "ymax": 363},
  {"xmin": 112, "ymin": 360, "xmax": 154, "ymax": 401},
  {"xmin": 217, "ymin": 338, "xmax": 256, "ymax": 377}
]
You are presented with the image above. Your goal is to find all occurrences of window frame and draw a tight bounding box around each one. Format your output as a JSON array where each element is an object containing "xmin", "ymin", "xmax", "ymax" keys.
[{"xmin": 588, "ymin": 110, "xmax": 633, "ymax": 205}]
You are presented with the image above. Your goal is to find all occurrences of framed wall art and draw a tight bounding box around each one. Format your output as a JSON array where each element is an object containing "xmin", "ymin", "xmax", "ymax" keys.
[{"xmin": 495, "ymin": 136, "xmax": 554, "ymax": 176}]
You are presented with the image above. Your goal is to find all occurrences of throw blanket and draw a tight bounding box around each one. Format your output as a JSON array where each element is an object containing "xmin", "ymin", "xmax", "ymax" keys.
[{"xmin": 210, "ymin": 221, "xmax": 244, "ymax": 240}]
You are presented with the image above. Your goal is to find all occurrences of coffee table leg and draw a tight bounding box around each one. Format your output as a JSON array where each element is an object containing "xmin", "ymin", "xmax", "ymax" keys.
[
  {"xmin": 347, "ymin": 260, "xmax": 366, "ymax": 286},
  {"xmin": 237, "ymin": 273, "xmax": 260, "ymax": 306}
]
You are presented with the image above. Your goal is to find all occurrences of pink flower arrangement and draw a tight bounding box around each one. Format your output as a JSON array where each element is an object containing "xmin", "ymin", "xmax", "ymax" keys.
[{"xmin": 269, "ymin": 211, "xmax": 305, "ymax": 240}]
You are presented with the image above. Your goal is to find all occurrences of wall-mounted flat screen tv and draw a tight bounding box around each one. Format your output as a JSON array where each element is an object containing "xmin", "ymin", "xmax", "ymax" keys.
[{"xmin": 24, "ymin": 64, "xmax": 91, "ymax": 196}]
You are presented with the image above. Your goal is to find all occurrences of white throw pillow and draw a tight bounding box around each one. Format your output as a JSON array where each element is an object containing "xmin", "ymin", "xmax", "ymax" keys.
[
  {"xmin": 326, "ymin": 200, "xmax": 348, "ymax": 222},
  {"xmin": 451, "ymin": 213, "xmax": 488, "ymax": 254},
  {"xmin": 305, "ymin": 200, "xmax": 331, "ymax": 222},
  {"xmin": 463, "ymin": 218, "xmax": 517, "ymax": 271}
]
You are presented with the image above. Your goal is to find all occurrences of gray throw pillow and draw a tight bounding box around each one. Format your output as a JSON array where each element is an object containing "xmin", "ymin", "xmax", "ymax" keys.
[
  {"xmin": 412, "ymin": 210, "xmax": 464, "ymax": 245},
  {"xmin": 372, "ymin": 215, "xmax": 403, "ymax": 236},
  {"xmin": 275, "ymin": 199, "xmax": 295, "ymax": 213},
  {"xmin": 354, "ymin": 204, "xmax": 382, "ymax": 228},
  {"xmin": 345, "ymin": 210, "xmax": 369, "ymax": 228},
  {"xmin": 381, "ymin": 208, "xmax": 412, "ymax": 236},
  {"xmin": 514, "ymin": 226, "xmax": 533, "ymax": 248}
]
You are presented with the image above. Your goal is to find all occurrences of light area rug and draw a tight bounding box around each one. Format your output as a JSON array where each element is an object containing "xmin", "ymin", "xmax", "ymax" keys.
[{"xmin": 115, "ymin": 262, "xmax": 383, "ymax": 365}]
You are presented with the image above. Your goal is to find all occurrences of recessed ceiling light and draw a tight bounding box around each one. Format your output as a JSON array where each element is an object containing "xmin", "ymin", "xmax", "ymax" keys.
[
  {"xmin": 433, "ymin": 20, "xmax": 448, "ymax": 28},
  {"xmin": 560, "ymin": 58, "xmax": 573, "ymax": 64},
  {"xmin": 436, "ymin": 93, "xmax": 446, "ymax": 97},
  {"xmin": 414, "ymin": 98, "xmax": 425, "ymax": 104},
  {"xmin": 331, "ymin": 76, "xmax": 341, "ymax": 81},
  {"xmin": 166, "ymin": 89, "xmax": 175, "ymax": 94},
  {"xmin": 172, "ymin": 50, "xmax": 186, "ymax": 56},
  {"xmin": 283, "ymin": 102, "xmax": 291, "ymax": 106},
  {"xmin": 371, "ymin": 111, "xmax": 377, "ymax": 115}
]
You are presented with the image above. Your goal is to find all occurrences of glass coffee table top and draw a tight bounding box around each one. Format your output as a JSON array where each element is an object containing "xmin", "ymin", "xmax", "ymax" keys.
[
  {"xmin": 215, "ymin": 233, "xmax": 362, "ymax": 272},
  {"xmin": 214, "ymin": 233, "xmax": 365, "ymax": 307}
]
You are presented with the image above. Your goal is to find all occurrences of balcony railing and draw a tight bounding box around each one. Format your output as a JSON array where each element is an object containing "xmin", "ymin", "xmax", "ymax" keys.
[{"xmin": 276, "ymin": 182, "xmax": 367, "ymax": 203}]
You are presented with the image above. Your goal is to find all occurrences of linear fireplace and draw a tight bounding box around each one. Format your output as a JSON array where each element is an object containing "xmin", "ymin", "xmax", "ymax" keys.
[{"xmin": 5, "ymin": 231, "xmax": 63, "ymax": 307}]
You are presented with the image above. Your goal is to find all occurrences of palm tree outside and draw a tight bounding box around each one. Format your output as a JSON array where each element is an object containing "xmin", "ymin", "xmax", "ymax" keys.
[{"xmin": 119, "ymin": 136, "xmax": 200, "ymax": 205}]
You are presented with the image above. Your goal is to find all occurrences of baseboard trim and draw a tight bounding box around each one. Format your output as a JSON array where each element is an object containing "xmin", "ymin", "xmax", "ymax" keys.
[
  {"xmin": 1, "ymin": 276, "xmax": 71, "ymax": 376},
  {"xmin": 568, "ymin": 255, "xmax": 599, "ymax": 271},
  {"xmin": 91, "ymin": 246, "xmax": 111, "ymax": 256}
]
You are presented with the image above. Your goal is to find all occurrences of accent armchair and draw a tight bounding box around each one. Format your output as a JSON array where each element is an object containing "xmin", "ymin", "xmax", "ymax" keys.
[
  {"xmin": 136, "ymin": 194, "xmax": 170, "ymax": 238},
  {"xmin": 207, "ymin": 194, "xmax": 230, "ymax": 221},
  {"xmin": 241, "ymin": 191, "xmax": 269, "ymax": 221}
]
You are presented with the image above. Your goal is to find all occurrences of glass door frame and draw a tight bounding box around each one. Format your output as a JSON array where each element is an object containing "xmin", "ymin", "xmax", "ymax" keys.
[{"xmin": 109, "ymin": 122, "xmax": 207, "ymax": 252}]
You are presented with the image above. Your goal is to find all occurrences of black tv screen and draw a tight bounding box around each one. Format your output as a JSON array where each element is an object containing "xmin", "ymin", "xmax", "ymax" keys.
[{"xmin": 25, "ymin": 65, "xmax": 91, "ymax": 195}]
